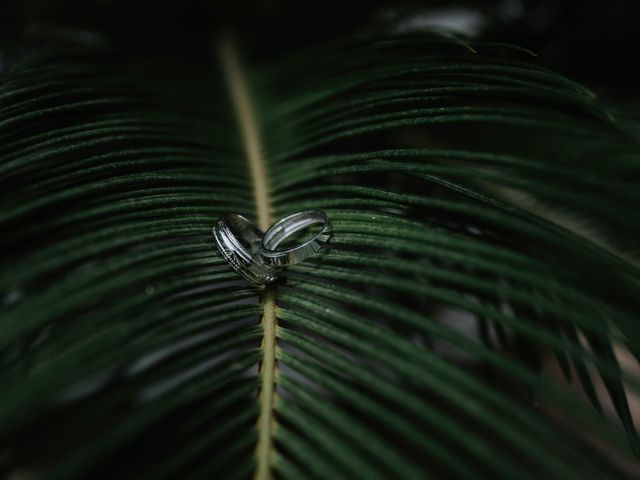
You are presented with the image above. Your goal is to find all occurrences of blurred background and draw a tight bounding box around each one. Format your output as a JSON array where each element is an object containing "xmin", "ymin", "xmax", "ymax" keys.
[{"xmin": 2, "ymin": 0, "xmax": 640, "ymax": 100}]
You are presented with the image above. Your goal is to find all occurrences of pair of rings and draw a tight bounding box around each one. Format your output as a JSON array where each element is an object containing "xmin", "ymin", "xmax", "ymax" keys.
[{"xmin": 213, "ymin": 210, "xmax": 332, "ymax": 284}]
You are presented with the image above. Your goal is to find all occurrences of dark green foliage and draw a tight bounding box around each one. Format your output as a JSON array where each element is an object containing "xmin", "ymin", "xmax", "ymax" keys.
[{"xmin": 1, "ymin": 20, "xmax": 640, "ymax": 480}]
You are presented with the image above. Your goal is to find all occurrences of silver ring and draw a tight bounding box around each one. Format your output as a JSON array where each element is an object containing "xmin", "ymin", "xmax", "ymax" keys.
[
  {"xmin": 260, "ymin": 210, "xmax": 332, "ymax": 267},
  {"xmin": 213, "ymin": 213, "xmax": 278, "ymax": 285}
]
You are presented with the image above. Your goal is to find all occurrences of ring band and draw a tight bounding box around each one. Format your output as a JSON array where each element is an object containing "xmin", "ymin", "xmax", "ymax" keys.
[
  {"xmin": 260, "ymin": 210, "xmax": 332, "ymax": 267},
  {"xmin": 213, "ymin": 213, "xmax": 278, "ymax": 284}
]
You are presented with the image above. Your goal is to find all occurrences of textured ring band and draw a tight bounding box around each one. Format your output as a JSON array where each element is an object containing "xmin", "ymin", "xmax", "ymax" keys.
[
  {"xmin": 260, "ymin": 210, "xmax": 332, "ymax": 267},
  {"xmin": 213, "ymin": 213, "xmax": 278, "ymax": 285}
]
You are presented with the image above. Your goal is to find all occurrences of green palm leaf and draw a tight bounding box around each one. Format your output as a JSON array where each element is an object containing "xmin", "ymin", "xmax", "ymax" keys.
[{"xmin": 1, "ymin": 21, "xmax": 640, "ymax": 479}]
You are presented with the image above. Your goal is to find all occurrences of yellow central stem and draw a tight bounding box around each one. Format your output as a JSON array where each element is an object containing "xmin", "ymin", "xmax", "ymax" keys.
[{"xmin": 219, "ymin": 34, "xmax": 277, "ymax": 480}]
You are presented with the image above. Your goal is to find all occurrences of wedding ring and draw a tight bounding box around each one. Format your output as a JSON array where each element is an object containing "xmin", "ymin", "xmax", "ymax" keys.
[
  {"xmin": 260, "ymin": 210, "xmax": 332, "ymax": 267},
  {"xmin": 213, "ymin": 213, "xmax": 279, "ymax": 285}
]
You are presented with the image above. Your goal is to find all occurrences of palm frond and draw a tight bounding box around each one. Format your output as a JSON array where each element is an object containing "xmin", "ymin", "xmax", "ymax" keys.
[{"xmin": 1, "ymin": 25, "xmax": 640, "ymax": 479}]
